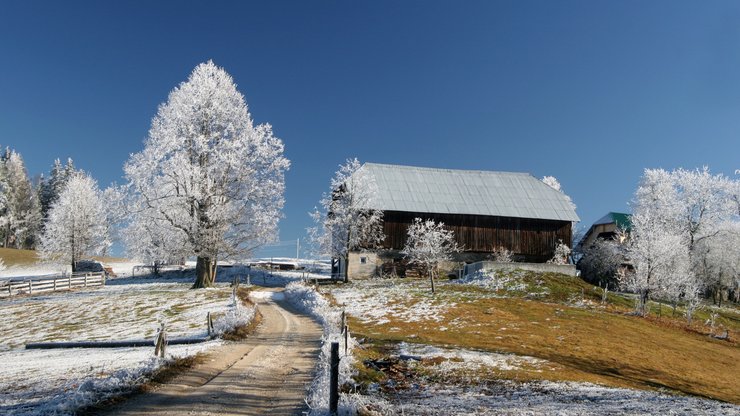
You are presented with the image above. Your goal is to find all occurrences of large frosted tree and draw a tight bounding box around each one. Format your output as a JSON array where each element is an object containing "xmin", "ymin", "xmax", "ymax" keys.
[
  {"xmin": 125, "ymin": 61, "xmax": 289, "ymax": 288},
  {"xmin": 309, "ymin": 158, "xmax": 384, "ymax": 282},
  {"xmin": 39, "ymin": 172, "xmax": 109, "ymax": 272}
]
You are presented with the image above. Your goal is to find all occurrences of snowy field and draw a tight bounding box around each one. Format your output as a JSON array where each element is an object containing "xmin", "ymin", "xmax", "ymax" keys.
[
  {"xmin": 0, "ymin": 270, "xmax": 255, "ymax": 415},
  {"xmin": 376, "ymin": 380, "xmax": 740, "ymax": 415},
  {"xmin": 323, "ymin": 278, "xmax": 740, "ymax": 415}
]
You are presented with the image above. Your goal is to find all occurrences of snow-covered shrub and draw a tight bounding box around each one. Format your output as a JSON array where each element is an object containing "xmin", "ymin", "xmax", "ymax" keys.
[
  {"xmin": 490, "ymin": 247, "xmax": 514, "ymax": 263},
  {"xmin": 212, "ymin": 300, "xmax": 256, "ymax": 336},
  {"xmin": 284, "ymin": 281, "xmax": 360, "ymax": 415},
  {"xmin": 547, "ymin": 240, "xmax": 571, "ymax": 265}
]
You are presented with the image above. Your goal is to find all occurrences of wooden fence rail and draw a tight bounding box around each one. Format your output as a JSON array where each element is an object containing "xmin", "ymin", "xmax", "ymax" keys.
[{"xmin": 0, "ymin": 272, "xmax": 106, "ymax": 299}]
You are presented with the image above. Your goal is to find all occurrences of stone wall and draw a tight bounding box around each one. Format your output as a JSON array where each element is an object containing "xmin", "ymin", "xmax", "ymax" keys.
[{"xmin": 463, "ymin": 260, "xmax": 577, "ymax": 277}]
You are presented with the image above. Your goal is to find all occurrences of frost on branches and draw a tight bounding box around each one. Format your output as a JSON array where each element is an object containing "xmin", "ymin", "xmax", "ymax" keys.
[
  {"xmin": 125, "ymin": 61, "xmax": 289, "ymax": 288},
  {"xmin": 402, "ymin": 218, "xmax": 459, "ymax": 294},
  {"xmin": 308, "ymin": 158, "xmax": 384, "ymax": 282},
  {"xmin": 547, "ymin": 240, "xmax": 571, "ymax": 265},
  {"xmin": 625, "ymin": 167, "xmax": 738, "ymax": 317},
  {"xmin": 39, "ymin": 172, "xmax": 109, "ymax": 272},
  {"xmin": 542, "ymin": 175, "xmax": 576, "ymax": 211},
  {"xmin": 0, "ymin": 149, "xmax": 42, "ymax": 249},
  {"xmin": 578, "ymin": 238, "xmax": 623, "ymax": 289}
]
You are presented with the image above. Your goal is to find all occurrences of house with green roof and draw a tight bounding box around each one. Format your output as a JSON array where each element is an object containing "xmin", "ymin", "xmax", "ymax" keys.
[{"xmin": 579, "ymin": 212, "xmax": 632, "ymax": 249}]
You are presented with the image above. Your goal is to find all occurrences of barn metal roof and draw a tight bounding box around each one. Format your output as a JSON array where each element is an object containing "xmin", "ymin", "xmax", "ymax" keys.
[{"xmin": 356, "ymin": 163, "xmax": 580, "ymax": 222}]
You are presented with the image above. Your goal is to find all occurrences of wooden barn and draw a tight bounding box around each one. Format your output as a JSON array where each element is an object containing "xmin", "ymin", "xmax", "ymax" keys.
[{"xmin": 343, "ymin": 163, "xmax": 580, "ymax": 278}]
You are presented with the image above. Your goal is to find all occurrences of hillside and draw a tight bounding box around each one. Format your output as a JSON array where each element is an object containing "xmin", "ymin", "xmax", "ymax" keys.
[
  {"xmin": 0, "ymin": 248, "xmax": 130, "ymax": 268},
  {"xmin": 322, "ymin": 270, "xmax": 740, "ymax": 405}
]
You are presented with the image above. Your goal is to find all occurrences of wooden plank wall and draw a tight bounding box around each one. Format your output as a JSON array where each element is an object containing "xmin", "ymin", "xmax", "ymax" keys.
[{"xmin": 380, "ymin": 210, "xmax": 572, "ymax": 259}]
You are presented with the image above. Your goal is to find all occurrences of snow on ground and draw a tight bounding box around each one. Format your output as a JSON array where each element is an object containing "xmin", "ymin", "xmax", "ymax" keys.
[
  {"xmin": 457, "ymin": 268, "xmax": 548, "ymax": 297},
  {"xmin": 1, "ymin": 342, "xmax": 218, "ymax": 415},
  {"xmin": 0, "ymin": 271, "xmax": 255, "ymax": 415},
  {"xmin": 282, "ymin": 278, "xmax": 360, "ymax": 416},
  {"xmin": 380, "ymin": 380, "xmax": 740, "ymax": 416},
  {"xmin": 330, "ymin": 279, "xmax": 454, "ymax": 326},
  {"xmin": 321, "ymin": 277, "xmax": 739, "ymax": 415},
  {"xmin": 386, "ymin": 343, "xmax": 738, "ymax": 414},
  {"xmin": 0, "ymin": 264, "xmax": 67, "ymax": 279},
  {"xmin": 398, "ymin": 342, "xmax": 547, "ymax": 373}
]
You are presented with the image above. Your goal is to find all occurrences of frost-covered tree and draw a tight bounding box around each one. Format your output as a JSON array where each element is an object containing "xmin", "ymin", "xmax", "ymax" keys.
[
  {"xmin": 125, "ymin": 61, "xmax": 289, "ymax": 288},
  {"xmin": 38, "ymin": 158, "xmax": 77, "ymax": 222},
  {"xmin": 1, "ymin": 150, "xmax": 41, "ymax": 248},
  {"xmin": 627, "ymin": 167, "xmax": 738, "ymax": 314},
  {"xmin": 39, "ymin": 172, "xmax": 109, "ymax": 272},
  {"xmin": 625, "ymin": 207, "xmax": 690, "ymax": 315},
  {"xmin": 308, "ymin": 158, "xmax": 384, "ymax": 282},
  {"xmin": 547, "ymin": 239, "xmax": 572, "ymax": 265},
  {"xmin": 542, "ymin": 175, "xmax": 576, "ymax": 211},
  {"xmin": 402, "ymin": 218, "xmax": 459, "ymax": 294},
  {"xmin": 124, "ymin": 209, "xmax": 187, "ymax": 275},
  {"xmin": 579, "ymin": 238, "xmax": 623, "ymax": 289},
  {"xmin": 626, "ymin": 169, "xmax": 690, "ymax": 315},
  {"xmin": 693, "ymin": 222, "xmax": 740, "ymax": 307},
  {"xmin": 672, "ymin": 167, "xmax": 735, "ymax": 251}
]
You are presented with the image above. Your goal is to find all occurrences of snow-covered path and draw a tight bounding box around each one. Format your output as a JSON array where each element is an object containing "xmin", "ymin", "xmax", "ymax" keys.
[{"xmin": 104, "ymin": 288, "xmax": 322, "ymax": 416}]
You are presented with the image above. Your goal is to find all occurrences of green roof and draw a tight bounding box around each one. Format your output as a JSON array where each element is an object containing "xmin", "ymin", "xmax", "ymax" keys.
[{"xmin": 594, "ymin": 212, "xmax": 632, "ymax": 231}]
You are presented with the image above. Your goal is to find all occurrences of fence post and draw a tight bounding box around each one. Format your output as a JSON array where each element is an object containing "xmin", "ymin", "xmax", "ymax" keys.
[
  {"xmin": 330, "ymin": 342, "xmax": 339, "ymax": 415},
  {"xmin": 28, "ymin": 280, "xmax": 32, "ymax": 295},
  {"xmin": 7, "ymin": 283, "xmax": 11, "ymax": 297},
  {"xmin": 53, "ymin": 278, "xmax": 57, "ymax": 291},
  {"xmin": 207, "ymin": 312, "xmax": 213, "ymax": 336},
  {"xmin": 341, "ymin": 310, "xmax": 346, "ymax": 332},
  {"xmin": 154, "ymin": 323, "xmax": 167, "ymax": 357},
  {"xmin": 68, "ymin": 275, "xmax": 72, "ymax": 290},
  {"xmin": 84, "ymin": 273, "xmax": 88, "ymax": 287},
  {"xmin": 344, "ymin": 324, "xmax": 349, "ymax": 356}
]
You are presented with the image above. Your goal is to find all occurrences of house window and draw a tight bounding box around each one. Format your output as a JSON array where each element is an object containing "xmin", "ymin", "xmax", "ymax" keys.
[{"xmin": 360, "ymin": 256, "xmax": 367, "ymax": 264}]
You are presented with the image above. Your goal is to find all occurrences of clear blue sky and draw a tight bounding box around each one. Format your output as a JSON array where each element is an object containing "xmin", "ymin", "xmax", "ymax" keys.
[{"xmin": 1, "ymin": 1, "xmax": 739, "ymax": 258}]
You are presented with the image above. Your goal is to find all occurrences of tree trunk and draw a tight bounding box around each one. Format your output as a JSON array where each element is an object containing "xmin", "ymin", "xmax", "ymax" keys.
[
  {"xmin": 343, "ymin": 254, "xmax": 349, "ymax": 283},
  {"xmin": 639, "ymin": 290, "xmax": 649, "ymax": 316},
  {"xmin": 193, "ymin": 256, "xmax": 215, "ymax": 289},
  {"xmin": 429, "ymin": 268, "xmax": 436, "ymax": 294}
]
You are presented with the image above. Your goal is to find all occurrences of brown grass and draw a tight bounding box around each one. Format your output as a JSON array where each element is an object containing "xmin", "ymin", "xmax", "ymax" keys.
[
  {"xmin": 340, "ymin": 273, "xmax": 740, "ymax": 403},
  {"xmin": 0, "ymin": 247, "xmax": 130, "ymax": 268},
  {"xmin": 0, "ymin": 247, "xmax": 40, "ymax": 267}
]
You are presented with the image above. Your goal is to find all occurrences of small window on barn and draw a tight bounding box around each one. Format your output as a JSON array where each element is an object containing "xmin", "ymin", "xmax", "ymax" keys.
[{"xmin": 360, "ymin": 256, "xmax": 368, "ymax": 264}]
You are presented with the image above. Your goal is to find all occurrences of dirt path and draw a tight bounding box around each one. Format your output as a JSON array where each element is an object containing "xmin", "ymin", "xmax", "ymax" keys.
[{"xmin": 106, "ymin": 288, "xmax": 321, "ymax": 416}]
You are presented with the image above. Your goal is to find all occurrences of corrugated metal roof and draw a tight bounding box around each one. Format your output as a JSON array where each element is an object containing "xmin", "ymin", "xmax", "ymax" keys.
[{"xmin": 355, "ymin": 163, "xmax": 580, "ymax": 222}]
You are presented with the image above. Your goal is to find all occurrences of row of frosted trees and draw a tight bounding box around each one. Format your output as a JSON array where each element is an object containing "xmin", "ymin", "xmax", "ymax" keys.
[
  {"xmin": 14, "ymin": 61, "xmax": 289, "ymax": 286},
  {"xmin": 580, "ymin": 168, "xmax": 740, "ymax": 320}
]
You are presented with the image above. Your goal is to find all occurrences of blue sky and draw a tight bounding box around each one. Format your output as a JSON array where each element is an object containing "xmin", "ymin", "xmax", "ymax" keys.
[{"xmin": 1, "ymin": 1, "xmax": 739, "ymax": 258}]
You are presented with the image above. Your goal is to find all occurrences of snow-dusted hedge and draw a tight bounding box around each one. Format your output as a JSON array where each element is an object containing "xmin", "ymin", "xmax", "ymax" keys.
[
  {"xmin": 284, "ymin": 281, "xmax": 360, "ymax": 415},
  {"xmin": 212, "ymin": 293, "xmax": 257, "ymax": 336}
]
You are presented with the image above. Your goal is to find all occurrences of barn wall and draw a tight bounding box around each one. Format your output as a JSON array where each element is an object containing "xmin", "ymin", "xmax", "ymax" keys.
[{"xmin": 380, "ymin": 210, "xmax": 572, "ymax": 262}]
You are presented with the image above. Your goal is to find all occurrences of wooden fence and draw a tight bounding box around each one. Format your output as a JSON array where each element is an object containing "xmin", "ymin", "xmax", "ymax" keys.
[{"xmin": 0, "ymin": 272, "xmax": 106, "ymax": 298}]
